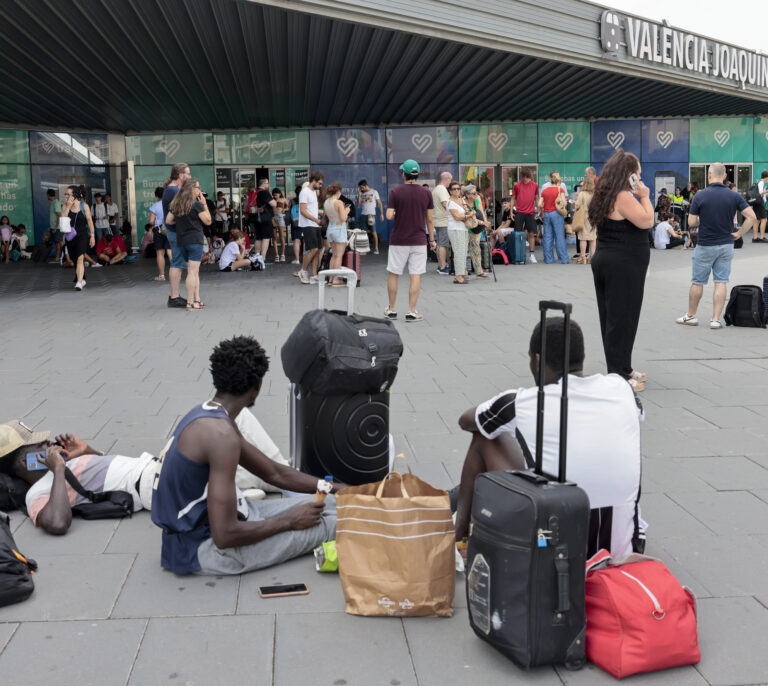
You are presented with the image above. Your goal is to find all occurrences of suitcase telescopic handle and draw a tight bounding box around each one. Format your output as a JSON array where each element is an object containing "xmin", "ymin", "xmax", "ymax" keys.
[
  {"xmin": 535, "ymin": 300, "xmax": 572, "ymax": 483},
  {"xmin": 317, "ymin": 268, "xmax": 357, "ymax": 315}
]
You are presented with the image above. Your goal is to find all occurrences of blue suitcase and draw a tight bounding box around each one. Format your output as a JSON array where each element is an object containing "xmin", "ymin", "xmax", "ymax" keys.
[{"xmin": 505, "ymin": 230, "xmax": 527, "ymax": 264}]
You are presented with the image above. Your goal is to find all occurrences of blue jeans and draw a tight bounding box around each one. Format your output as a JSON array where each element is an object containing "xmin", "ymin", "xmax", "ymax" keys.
[
  {"xmin": 691, "ymin": 243, "xmax": 734, "ymax": 284},
  {"xmin": 542, "ymin": 211, "xmax": 569, "ymax": 263}
]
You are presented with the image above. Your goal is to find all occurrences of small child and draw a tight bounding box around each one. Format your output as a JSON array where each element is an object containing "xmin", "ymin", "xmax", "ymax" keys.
[
  {"xmin": 10, "ymin": 224, "xmax": 29, "ymax": 260},
  {"xmin": 0, "ymin": 216, "xmax": 11, "ymax": 263},
  {"xmin": 141, "ymin": 223, "xmax": 155, "ymax": 256}
]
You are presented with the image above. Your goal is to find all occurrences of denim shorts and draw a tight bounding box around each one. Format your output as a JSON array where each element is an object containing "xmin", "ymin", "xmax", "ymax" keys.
[
  {"xmin": 691, "ymin": 243, "xmax": 734, "ymax": 284},
  {"xmin": 178, "ymin": 242, "xmax": 204, "ymax": 263},
  {"xmin": 166, "ymin": 229, "xmax": 188, "ymax": 269},
  {"xmin": 326, "ymin": 222, "xmax": 347, "ymax": 244}
]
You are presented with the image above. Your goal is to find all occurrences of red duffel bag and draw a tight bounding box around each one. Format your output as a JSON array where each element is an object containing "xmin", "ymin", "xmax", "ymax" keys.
[{"xmin": 585, "ymin": 549, "xmax": 700, "ymax": 679}]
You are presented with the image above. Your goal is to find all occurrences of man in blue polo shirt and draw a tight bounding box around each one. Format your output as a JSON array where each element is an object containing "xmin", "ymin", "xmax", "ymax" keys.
[{"xmin": 676, "ymin": 163, "xmax": 756, "ymax": 329}]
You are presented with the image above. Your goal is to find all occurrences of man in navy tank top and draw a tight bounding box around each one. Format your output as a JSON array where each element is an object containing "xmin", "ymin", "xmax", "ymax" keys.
[{"xmin": 151, "ymin": 336, "xmax": 338, "ymax": 575}]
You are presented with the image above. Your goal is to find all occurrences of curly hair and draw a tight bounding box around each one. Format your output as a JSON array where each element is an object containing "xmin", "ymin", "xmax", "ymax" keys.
[
  {"xmin": 588, "ymin": 149, "xmax": 640, "ymax": 229},
  {"xmin": 529, "ymin": 317, "xmax": 585, "ymax": 374},
  {"xmin": 209, "ymin": 336, "xmax": 270, "ymax": 395}
]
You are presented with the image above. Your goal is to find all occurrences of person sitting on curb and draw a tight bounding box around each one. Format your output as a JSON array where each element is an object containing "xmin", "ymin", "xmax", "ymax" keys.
[
  {"xmin": 96, "ymin": 233, "xmax": 128, "ymax": 265},
  {"xmin": 0, "ymin": 405, "xmax": 294, "ymax": 536},
  {"xmin": 151, "ymin": 335, "xmax": 340, "ymax": 575},
  {"xmin": 451, "ymin": 316, "xmax": 646, "ymax": 559}
]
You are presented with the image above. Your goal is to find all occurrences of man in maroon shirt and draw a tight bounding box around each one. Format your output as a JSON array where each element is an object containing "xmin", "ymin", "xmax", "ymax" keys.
[
  {"xmin": 511, "ymin": 169, "xmax": 539, "ymax": 263},
  {"xmin": 384, "ymin": 160, "xmax": 436, "ymax": 322}
]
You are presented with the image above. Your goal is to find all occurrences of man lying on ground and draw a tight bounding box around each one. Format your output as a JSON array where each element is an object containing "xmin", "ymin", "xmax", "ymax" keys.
[
  {"xmin": 452, "ymin": 317, "xmax": 646, "ymax": 558},
  {"xmin": 0, "ymin": 408, "xmax": 293, "ymax": 536},
  {"xmin": 151, "ymin": 335, "xmax": 339, "ymax": 575}
]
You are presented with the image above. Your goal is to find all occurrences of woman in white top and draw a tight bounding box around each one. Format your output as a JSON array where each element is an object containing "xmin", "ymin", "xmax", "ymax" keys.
[
  {"xmin": 219, "ymin": 229, "xmax": 253, "ymax": 271},
  {"xmin": 215, "ymin": 192, "xmax": 229, "ymax": 235},
  {"xmin": 323, "ymin": 182, "xmax": 350, "ymax": 286},
  {"xmin": 446, "ymin": 182, "xmax": 473, "ymax": 284}
]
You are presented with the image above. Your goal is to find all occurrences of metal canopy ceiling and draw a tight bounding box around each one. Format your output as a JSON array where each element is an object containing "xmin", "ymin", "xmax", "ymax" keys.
[{"xmin": 1, "ymin": 0, "xmax": 766, "ymax": 133}]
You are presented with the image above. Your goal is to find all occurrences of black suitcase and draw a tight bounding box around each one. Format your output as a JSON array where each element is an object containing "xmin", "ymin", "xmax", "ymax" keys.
[
  {"xmin": 291, "ymin": 385, "xmax": 390, "ymax": 485},
  {"xmin": 466, "ymin": 300, "xmax": 589, "ymax": 670},
  {"xmin": 480, "ymin": 241, "xmax": 491, "ymax": 271}
]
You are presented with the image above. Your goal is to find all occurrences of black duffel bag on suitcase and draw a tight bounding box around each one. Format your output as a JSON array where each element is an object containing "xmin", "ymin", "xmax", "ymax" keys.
[
  {"xmin": 281, "ymin": 290, "xmax": 403, "ymax": 396},
  {"xmin": 466, "ymin": 301, "xmax": 589, "ymax": 670}
]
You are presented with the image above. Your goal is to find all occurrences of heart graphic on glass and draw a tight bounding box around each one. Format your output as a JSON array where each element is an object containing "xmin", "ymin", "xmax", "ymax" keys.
[
  {"xmin": 411, "ymin": 134, "xmax": 433, "ymax": 154},
  {"xmin": 488, "ymin": 133, "xmax": 509, "ymax": 151},
  {"xmin": 336, "ymin": 137, "xmax": 360, "ymax": 158},
  {"xmin": 656, "ymin": 131, "xmax": 674, "ymax": 149},
  {"xmin": 555, "ymin": 132, "xmax": 574, "ymax": 151}
]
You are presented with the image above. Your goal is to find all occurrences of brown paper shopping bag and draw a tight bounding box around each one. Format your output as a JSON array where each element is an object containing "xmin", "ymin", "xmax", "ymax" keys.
[{"xmin": 336, "ymin": 458, "xmax": 455, "ymax": 617}]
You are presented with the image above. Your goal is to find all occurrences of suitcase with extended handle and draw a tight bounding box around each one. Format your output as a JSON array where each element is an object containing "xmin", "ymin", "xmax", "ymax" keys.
[{"xmin": 466, "ymin": 300, "xmax": 590, "ymax": 670}]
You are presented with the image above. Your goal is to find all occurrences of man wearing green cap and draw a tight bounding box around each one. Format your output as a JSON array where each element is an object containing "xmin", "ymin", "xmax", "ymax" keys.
[{"xmin": 384, "ymin": 159, "xmax": 436, "ymax": 322}]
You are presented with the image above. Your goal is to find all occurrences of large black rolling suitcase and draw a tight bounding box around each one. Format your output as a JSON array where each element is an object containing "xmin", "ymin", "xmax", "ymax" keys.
[
  {"xmin": 286, "ymin": 268, "xmax": 395, "ymax": 485},
  {"xmin": 466, "ymin": 300, "xmax": 589, "ymax": 670}
]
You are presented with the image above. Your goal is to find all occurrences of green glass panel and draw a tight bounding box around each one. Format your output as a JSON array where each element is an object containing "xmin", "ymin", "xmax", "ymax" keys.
[
  {"xmin": 459, "ymin": 123, "xmax": 537, "ymax": 164},
  {"xmin": 537, "ymin": 121, "xmax": 590, "ymax": 163},
  {"xmin": 755, "ymin": 162, "xmax": 768, "ymax": 185},
  {"xmin": 126, "ymin": 133, "xmax": 213, "ymax": 165},
  {"xmin": 689, "ymin": 118, "xmax": 753, "ymax": 163},
  {"xmin": 0, "ymin": 130, "xmax": 29, "ymax": 164},
  {"xmin": 0, "ymin": 164, "xmax": 34, "ymax": 243},
  {"xmin": 536, "ymin": 164, "xmax": 588, "ymax": 192},
  {"xmin": 754, "ymin": 118, "xmax": 768, "ymax": 162},
  {"xmin": 213, "ymin": 131, "xmax": 310, "ymax": 165},
  {"xmin": 133, "ymin": 165, "xmax": 214, "ymax": 230}
]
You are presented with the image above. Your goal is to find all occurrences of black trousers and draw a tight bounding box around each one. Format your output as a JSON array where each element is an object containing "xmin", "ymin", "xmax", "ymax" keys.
[{"xmin": 591, "ymin": 243, "xmax": 649, "ymax": 379}]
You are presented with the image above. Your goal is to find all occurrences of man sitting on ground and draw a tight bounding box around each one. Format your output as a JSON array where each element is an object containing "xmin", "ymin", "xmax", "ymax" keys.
[
  {"xmin": 654, "ymin": 212, "xmax": 686, "ymax": 250},
  {"xmin": 96, "ymin": 233, "xmax": 128, "ymax": 265},
  {"xmin": 151, "ymin": 335, "xmax": 339, "ymax": 575},
  {"xmin": 452, "ymin": 317, "xmax": 645, "ymax": 558}
]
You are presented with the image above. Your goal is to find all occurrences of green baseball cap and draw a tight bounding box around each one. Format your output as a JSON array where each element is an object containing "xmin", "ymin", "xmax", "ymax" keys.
[{"xmin": 399, "ymin": 159, "xmax": 420, "ymax": 175}]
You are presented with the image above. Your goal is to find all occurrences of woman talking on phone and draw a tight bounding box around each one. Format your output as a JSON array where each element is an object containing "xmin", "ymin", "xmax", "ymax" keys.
[{"xmin": 588, "ymin": 150, "xmax": 654, "ymax": 391}]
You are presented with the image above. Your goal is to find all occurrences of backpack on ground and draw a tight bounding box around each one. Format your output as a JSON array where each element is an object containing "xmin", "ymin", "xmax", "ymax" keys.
[
  {"xmin": 724, "ymin": 285, "xmax": 766, "ymax": 328},
  {"xmin": 0, "ymin": 474, "xmax": 29, "ymax": 513},
  {"xmin": 347, "ymin": 229, "xmax": 370, "ymax": 255},
  {"xmin": 0, "ymin": 511, "xmax": 36, "ymax": 608},
  {"xmin": 746, "ymin": 184, "xmax": 762, "ymax": 206},
  {"xmin": 585, "ymin": 549, "xmax": 700, "ymax": 679},
  {"xmin": 491, "ymin": 247, "xmax": 509, "ymax": 265}
]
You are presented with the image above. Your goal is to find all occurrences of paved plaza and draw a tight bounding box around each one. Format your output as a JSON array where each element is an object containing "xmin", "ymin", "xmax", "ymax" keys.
[{"xmin": 1, "ymin": 242, "xmax": 767, "ymax": 686}]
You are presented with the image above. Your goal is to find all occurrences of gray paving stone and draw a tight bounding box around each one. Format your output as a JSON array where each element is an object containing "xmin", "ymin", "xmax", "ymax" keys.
[
  {"xmin": 675, "ymin": 456, "xmax": 768, "ymax": 491},
  {"xmin": 0, "ymin": 623, "xmax": 18, "ymax": 655},
  {"xmin": 555, "ymin": 662, "xmax": 708, "ymax": 685},
  {"xmin": 640, "ymin": 493, "xmax": 716, "ymax": 540},
  {"xmin": 13, "ymin": 516, "xmax": 119, "ymax": 556},
  {"xmin": 274, "ymin": 612, "xmax": 417, "ymax": 686},
  {"xmin": 105, "ymin": 512, "xmax": 161, "ymax": 554},
  {"xmin": 0, "ymin": 554, "xmax": 135, "ymax": 621},
  {"xmin": 669, "ymin": 491, "xmax": 768, "ymax": 536},
  {"xmin": 696, "ymin": 596, "xmax": 768, "ymax": 686},
  {"xmin": 129, "ymin": 615, "xmax": 274, "ymax": 685},
  {"xmin": 0, "ymin": 619, "xmax": 145, "ymax": 686},
  {"xmin": 641, "ymin": 458, "xmax": 716, "ymax": 495},
  {"xmin": 405, "ymin": 606, "xmax": 560, "ymax": 685},
  {"xmin": 111, "ymin": 553, "xmax": 240, "ymax": 618}
]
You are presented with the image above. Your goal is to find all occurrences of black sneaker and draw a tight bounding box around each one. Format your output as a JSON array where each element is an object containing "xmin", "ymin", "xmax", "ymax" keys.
[{"xmin": 167, "ymin": 296, "xmax": 187, "ymax": 308}]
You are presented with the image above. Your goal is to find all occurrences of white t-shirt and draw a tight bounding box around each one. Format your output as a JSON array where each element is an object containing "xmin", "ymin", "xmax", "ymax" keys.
[
  {"xmin": 759, "ymin": 180, "xmax": 767, "ymax": 205},
  {"xmin": 359, "ymin": 189, "xmax": 380, "ymax": 216},
  {"xmin": 149, "ymin": 200, "xmax": 164, "ymax": 227},
  {"xmin": 432, "ymin": 184, "xmax": 450, "ymax": 226},
  {"xmin": 215, "ymin": 199, "xmax": 228, "ymax": 221},
  {"xmin": 446, "ymin": 199, "xmax": 467, "ymax": 232},
  {"xmin": 25, "ymin": 453, "xmax": 154, "ymax": 524},
  {"xmin": 654, "ymin": 221, "xmax": 672, "ymax": 249},
  {"xmin": 92, "ymin": 203, "xmax": 109, "ymax": 229},
  {"xmin": 298, "ymin": 187, "xmax": 319, "ymax": 227},
  {"xmin": 106, "ymin": 202, "xmax": 118, "ymax": 225},
  {"xmin": 475, "ymin": 374, "xmax": 645, "ymax": 558},
  {"xmin": 219, "ymin": 241, "xmax": 241, "ymax": 270}
]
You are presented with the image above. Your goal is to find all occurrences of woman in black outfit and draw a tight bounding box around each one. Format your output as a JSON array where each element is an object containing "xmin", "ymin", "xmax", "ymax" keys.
[
  {"xmin": 588, "ymin": 150, "xmax": 654, "ymax": 392},
  {"xmin": 63, "ymin": 185, "xmax": 96, "ymax": 291}
]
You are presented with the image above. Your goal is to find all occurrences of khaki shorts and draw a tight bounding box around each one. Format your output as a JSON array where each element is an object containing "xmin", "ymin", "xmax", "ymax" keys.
[{"xmin": 387, "ymin": 244, "xmax": 427, "ymax": 275}]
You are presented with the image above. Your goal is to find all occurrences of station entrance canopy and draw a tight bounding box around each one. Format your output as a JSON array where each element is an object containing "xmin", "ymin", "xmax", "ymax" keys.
[{"xmin": 1, "ymin": 0, "xmax": 767, "ymax": 132}]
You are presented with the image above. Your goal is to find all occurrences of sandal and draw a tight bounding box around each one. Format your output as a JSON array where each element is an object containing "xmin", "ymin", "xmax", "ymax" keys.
[
  {"xmin": 453, "ymin": 278, "xmax": 467, "ymax": 284},
  {"xmin": 628, "ymin": 378, "xmax": 644, "ymax": 392},
  {"xmin": 383, "ymin": 307, "xmax": 397, "ymax": 320},
  {"xmin": 630, "ymin": 370, "xmax": 646, "ymax": 382},
  {"xmin": 153, "ymin": 275, "xmax": 166, "ymax": 281},
  {"xmin": 186, "ymin": 301, "xmax": 205, "ymax": 310}
]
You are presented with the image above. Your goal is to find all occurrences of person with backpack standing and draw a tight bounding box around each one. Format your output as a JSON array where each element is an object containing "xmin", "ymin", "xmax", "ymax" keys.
[
  {"xmin": 676, "ymin": 163, "xmax": 756, "ymax": 330},
  {"xmin": 538, "ymin": 172, "xmax": 569, "ymax": 264},
  {"xmin": 747, "ymin": 170, "xmax": 768, "ymax": 242}
]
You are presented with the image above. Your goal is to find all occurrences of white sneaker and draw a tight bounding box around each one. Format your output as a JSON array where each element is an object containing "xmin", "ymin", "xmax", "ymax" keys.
[
  {"xmin": 529, "ymin": 253, "xmax": 537, "ymax": 264},
  {"xmin": 74, "ymin": 281, "xmax": 84, "ymax": 291},
  {"xmin": 676, "ymin": 313, "xmax": 698, "ymax": 326},
  {"xmin": 291, "ymin": 259, "xmax": 300, "ymax": 265},
  {"xmin": 710, "ymin": 319, "xmax": 722, "ymax": 329},
  {"xmin": 298, "ymin": 270, "xmax": 310, "ymax": 284},
  {"xmin": 309, "ymin": 276, "xmax": 319, "ymax": 285},
  {"xmin": 91, "ymin": 262, "xmax": 102, "ymax": 268}
]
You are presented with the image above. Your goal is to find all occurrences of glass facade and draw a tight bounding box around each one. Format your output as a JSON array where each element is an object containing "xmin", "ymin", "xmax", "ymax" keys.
[{"xmin": 2, "ymin": 118, "xmax": 767, "ymax": 246}]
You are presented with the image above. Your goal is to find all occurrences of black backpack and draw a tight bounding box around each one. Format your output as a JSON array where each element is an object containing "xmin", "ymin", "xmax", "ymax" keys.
[
  {"xmin": 746, "ymin": 184, "xmax": 762, "ymax": 206},
  {"xmin": 724, "ymin": 285, "xmax": 767, "ymax": 328},
  {"xmin": 0, "ymin": 511, "xmax": 36, "ymax": 607},
  {"xmin": 0, "ymin": 473, "xmax": 30, "ymax": 513}
]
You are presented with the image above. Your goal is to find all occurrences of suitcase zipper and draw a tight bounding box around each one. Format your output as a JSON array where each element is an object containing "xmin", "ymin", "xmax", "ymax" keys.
[
  {"xmin": 620, "ymin": 570, "xmax": 666, "ymax": 619},
  {"xmin": 470, "ymin": 521, "xmax": 531, "ymax": 551}
]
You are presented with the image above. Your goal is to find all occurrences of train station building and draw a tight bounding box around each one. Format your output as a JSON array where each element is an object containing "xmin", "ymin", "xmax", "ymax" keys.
[{"xmin": 1, "ymin": 0, "xmax": 767, "ymax": 246}]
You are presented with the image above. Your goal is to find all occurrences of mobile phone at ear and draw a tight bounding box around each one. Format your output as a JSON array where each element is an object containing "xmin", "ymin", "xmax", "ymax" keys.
[
  {"xmin": 629, "ymin": 173, "xmax": 639, "ymax": 193},
  {"xmin": 258, "ymin": 583, "xmax": 309, "ymax": 598},
  {"xmin": 25, "ymin": 451, "xmax": 47, "ymax": 471}
]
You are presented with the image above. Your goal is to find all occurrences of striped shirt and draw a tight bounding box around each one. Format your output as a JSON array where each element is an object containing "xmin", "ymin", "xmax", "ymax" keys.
[{"xmin": 476, "ymin": 373, "xmax": 645, "ymax": 558}]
